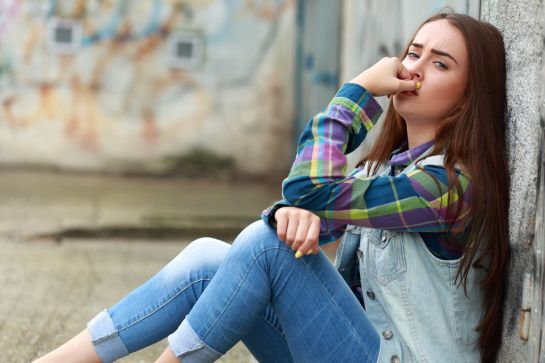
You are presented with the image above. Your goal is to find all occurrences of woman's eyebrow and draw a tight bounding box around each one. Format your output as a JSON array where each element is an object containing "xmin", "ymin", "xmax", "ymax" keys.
[{"xmin": 410, "ymin": 42, "xmax": 458, "ymax": 65}]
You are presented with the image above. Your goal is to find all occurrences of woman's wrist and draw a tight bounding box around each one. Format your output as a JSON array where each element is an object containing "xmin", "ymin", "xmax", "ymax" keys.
[{"xmin": 348, "ymin": 73, "xmax": 375, "ymax": 95}]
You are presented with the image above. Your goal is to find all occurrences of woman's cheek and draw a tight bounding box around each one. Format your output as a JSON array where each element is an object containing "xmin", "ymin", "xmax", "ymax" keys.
[{"xmin": 423, "ymin": 80, "xmax": 458, "ymax": 117}]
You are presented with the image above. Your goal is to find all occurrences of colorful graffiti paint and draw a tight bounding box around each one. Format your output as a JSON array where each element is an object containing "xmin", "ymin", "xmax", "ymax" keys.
[{"xmin": 0, "ymin": 0, "xmax": 295, "ymax": 175}]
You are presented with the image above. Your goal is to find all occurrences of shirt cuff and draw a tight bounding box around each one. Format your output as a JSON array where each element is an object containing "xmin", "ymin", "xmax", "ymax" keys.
[{"xmin": 261, "ymin": 200, "xmax": 291, "ymax": 229}]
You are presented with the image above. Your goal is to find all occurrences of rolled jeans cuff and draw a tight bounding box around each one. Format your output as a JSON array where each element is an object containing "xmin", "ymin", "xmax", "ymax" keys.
[
  {"xmin": 168, "ymin": 318, "xmax": 223, "ymax": 363},
  {"xmin": 87, "ymin": 309, "xmax": 130, "ymax": 363}
]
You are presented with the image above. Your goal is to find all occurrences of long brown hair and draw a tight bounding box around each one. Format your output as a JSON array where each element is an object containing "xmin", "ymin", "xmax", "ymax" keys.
[{"xmin": 361, "ymin": 13, "xmax": 509, "ymax": 363}]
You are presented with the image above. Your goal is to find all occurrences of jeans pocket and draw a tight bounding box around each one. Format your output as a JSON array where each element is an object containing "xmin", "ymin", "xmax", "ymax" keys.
[{"xmin": 368, "ymin": 230, "xmax": 407, "ymax": 286}]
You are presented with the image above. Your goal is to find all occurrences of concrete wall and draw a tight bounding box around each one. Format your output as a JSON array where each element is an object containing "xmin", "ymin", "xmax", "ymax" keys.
[
  {"xmin": 293, "ymin": 0, "xmax": 342, "ymax": 139},
  {"xmin": 0, "ymin": 0, "xmax": 296, "ymax": 176},
  {"xmin": 480, "ymin": 0, "xmax": 545, "ymax": 361}
]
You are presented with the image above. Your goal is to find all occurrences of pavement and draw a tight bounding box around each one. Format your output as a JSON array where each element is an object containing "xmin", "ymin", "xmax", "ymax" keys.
[
  {"xmin": 0, "ymin": 169, "xmax": 284, "ymax": 363},
  {"xmin": 0, "ymin": 170, "xmax": 282, "ymax": 242}
]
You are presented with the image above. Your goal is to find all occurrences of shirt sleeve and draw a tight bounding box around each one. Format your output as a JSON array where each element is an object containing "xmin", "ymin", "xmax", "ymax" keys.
[{"xmin": 280, "ymin": 83, "xmax": 472, "ymax": 245}]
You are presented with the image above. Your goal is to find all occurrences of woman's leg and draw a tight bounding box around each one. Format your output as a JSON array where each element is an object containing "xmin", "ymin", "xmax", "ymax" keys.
[
  {"xmin": 156, "ymin": 308, "xmax": 294, "ymax": 363},
  {"xmin": 34, "ymin": 237, "xmax": 293, "ymax": 363},
  {"xmin": 33, "ymin": 329, "xmax": 102, "ymax": 363},
  {"xmin": 168, "ymin": 220, "xmax": 380, "ymax": 363},
  {"xmin": 87, "ymin": 237, "xmax": 231, "ymax": 361}
]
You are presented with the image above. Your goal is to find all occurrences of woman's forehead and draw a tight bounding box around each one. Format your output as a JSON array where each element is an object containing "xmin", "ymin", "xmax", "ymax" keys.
[{"xmin": 412, "ymin": 20, "xmax": 467, "ymax": 60}]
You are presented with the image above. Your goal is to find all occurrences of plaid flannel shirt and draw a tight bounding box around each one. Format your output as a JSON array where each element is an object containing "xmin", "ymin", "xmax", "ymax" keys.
[{"xmin": 262, "ymin": 83, "xmax": 472, "ymax": 259}]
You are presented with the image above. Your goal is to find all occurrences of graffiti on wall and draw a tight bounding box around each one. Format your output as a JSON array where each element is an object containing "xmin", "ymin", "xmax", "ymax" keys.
[{"xmin": 0, "ymin": 0, "xmax": 295, "ymax": 174}]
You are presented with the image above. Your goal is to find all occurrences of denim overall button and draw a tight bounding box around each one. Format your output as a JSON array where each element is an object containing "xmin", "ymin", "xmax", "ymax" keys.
[
  {"xmin": 381, "ymin": 329, "xmax": 393, "ymax": 340},
  {"xmin": 366, "ymin": 290, "xmax": 375, "ymax": 300},
  {"xmin": 381, "ymin": 234, "xmax": 388, "ymax": 242},
  {"xmin": 391, "ymin": 355, "xmax": 401, "ymax": 363},
  {"xmin": 356, "ymin": 249, "xmax": 363, "ymax": 259}
]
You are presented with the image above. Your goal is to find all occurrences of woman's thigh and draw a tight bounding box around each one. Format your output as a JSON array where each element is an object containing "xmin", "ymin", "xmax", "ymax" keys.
[
  {"xmin": 241, "ymin": 308, "xmax": 294, "ymax": 363},
  {"xmin": 181, "ymin": 221, "xmax": 380, "ymax": 363}
]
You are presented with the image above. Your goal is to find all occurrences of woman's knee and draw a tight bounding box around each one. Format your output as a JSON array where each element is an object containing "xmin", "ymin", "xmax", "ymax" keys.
[
  {"xmin": 184, "ymin": 237, "xmax": 231, "ymax": 258},
  {"xmin": 232, "ymin": 220, "xmax": 286, "ymax": 253},
  {"xmin": 161, "ymin": 237, "xmax": 231, "ymax": 281}
]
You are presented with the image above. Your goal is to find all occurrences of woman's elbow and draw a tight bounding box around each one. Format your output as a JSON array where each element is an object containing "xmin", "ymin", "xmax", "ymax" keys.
[
  {"xmin": 281, "ymin": 178, "xmax": 312, "ymax": 205},
  {"xmin": 282, "ymin": 179, "xmax": 329, "ymax": 209}
]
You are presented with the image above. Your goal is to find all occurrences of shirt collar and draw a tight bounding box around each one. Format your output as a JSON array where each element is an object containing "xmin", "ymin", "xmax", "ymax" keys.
[{"xmin": 390, "ymin": 139, "xmax": 434, "ymax": 167}]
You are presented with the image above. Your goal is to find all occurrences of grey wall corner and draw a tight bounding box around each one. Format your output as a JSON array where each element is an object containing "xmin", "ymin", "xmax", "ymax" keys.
[{"xmin": 481, "ymin": 0, "xmax": 545, "ymax": 361}]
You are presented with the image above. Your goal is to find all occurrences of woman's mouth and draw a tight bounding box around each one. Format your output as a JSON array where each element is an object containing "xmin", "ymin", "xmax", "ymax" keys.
[{"xmin": 399, "ymin": 90, "xmax": 418, "ymax": 96}]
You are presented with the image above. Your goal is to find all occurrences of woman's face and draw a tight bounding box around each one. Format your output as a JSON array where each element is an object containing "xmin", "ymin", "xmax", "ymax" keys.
[{"xmin": 393, "ymin": 19, "xmax": 468, "ymax": 124}]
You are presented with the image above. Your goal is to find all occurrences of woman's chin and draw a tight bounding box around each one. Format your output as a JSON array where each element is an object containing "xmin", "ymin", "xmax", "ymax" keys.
[
  {"xmin": 392, "ymin": 99, "xmax": 414, "ymax": 116},
  {"xmin": 392, "ymin": 105, "xmax": 422, "ymax": 123}
]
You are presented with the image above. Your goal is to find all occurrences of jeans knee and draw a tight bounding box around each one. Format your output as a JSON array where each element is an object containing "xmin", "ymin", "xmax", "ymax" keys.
[
  {"xmin": 161, "ymin": 237, "xmax": 230, "ymax": 282},
  {"xmin": 185, "ymin": 237, "xmax": 231, "ymax": 256},
  {"xmin": 232, "ymin": 220, "xmax": 286, "ymax": 253}
]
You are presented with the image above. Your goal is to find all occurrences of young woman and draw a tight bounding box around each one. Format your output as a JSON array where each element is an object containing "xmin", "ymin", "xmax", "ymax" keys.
[{"xmin": 35, "ymin": 11, "xmax": 509, "ymax": 363}]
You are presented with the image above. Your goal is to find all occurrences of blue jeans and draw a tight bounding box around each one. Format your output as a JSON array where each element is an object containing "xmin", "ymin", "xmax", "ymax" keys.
[{"xmin": 87, "ymin": 221, "xmax": 381, "ymax": 362}]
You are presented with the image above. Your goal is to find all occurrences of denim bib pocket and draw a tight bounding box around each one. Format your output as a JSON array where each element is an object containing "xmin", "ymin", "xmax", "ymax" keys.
[
  {"xmin": 335, "ymin": 228, "xmax": 361, "ymax": 284},
  {"xmin": 368, "ymin": 230, "xmax": 407, "ymax": 286}
]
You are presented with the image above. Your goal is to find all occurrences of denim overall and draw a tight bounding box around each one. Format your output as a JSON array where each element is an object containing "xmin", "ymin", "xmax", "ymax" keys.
[{"xmin": 335, "ymin": 152, "xmax": 484, "ymax": 363}]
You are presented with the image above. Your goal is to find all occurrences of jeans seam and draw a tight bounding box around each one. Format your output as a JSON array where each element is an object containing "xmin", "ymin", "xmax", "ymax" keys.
[
  {"xmin": 198, "ymin": 247, "xmax": 276, "ymax": 341},
  {"xmin": 177, "ymin": 321, "xmax": 224, "ymax": 358},
  {"xmin": 260, "ymin": 314, "xmax": 285, "ymax": 337},
  {"xmin": 449, "ymin": 264, "xmax": 469, "ymax": 362},
  {"xmin": 298, "ymin": 255, "xmax": 378, "ymax": 362},
  {"xmin": 400, "ymin": 279, "xmax": 428, "ymax": 362},
  {"xmin": 117, "ymin": 277, "xmax": 213, "ymax": 332},
  {"xmin": 199, "ymin": 244, "xmax": 376, "ymax": 362}
]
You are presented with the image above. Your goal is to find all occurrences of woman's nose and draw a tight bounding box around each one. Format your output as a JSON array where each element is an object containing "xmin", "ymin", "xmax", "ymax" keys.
[
  {"xmin": 411, "ymin": 68, "xmax": 424, "ymax": 81},
  {"xmin": 405, "ymin": 62, "xmax": 424, "ymax": 81}
]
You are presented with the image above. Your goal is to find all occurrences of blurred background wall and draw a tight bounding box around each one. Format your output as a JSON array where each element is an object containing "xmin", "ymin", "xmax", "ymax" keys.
[
  {"xmin": 0, "ymin": 0, "xmax": 484, "ymax": 178},
  {"xmin": 0, "ymin": 0, "xmax": 296, "ymax": 176}
]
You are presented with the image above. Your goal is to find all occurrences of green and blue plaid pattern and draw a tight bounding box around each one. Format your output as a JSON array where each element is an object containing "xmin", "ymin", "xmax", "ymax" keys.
[{"xmin": 262, "ymin": 83, "xmax": 472, "ymax": 259}]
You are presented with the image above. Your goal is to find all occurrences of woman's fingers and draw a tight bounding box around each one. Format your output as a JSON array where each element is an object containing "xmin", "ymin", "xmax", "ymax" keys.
[
  {"xmin": 349, "ymin": 57, "xmax": 421, "ymax": 97},
  {"xmin": 284, "ymin": 213, "xmax": 300, "ymax": 248},
  {"xmin": 275, "ymin": 207, "xmax": 288, "ymax": 242},
  {"xmin": 396, "ymin": 61, "xmax": 412, "ymax": 80},
  {"xmin": 295, "ymin": 217, "xmax": 321, "ymax": 257},
  {"xmin": 291, "ymin": 215, "xmax": 311, "ymax": 252},
  {"xmin": 395, "ymin": 62, "xmax": 419, "ymax": 92},
  {"xmin": 397, "ymin": 79, "xmax": 420, "ymax": 92},
  {"xmin": 274, "ymin": 207, "xmax": 321, "ymax": 258}
]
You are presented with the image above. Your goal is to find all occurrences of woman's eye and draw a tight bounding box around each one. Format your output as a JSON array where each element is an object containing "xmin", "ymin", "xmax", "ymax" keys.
[
  {"xmin": 407, "ymin": 52, "xmax": 419, "ymax": 58},
  {"xmin": 434, "ymin": 61, "xmax": 448, "ymax": 69}
]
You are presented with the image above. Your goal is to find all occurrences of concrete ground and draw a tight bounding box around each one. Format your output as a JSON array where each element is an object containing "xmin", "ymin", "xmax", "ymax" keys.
[
  {"xmin": 0, "ymin": 238, "xmax": 255, "ymax": 363},
  {"xmin": 0, "ymin": 169, "xmax": 284, "ymax": 362}
]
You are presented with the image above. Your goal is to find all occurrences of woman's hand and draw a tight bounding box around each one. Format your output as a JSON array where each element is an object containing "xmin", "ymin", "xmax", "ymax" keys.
[
  {"xmin": 275, "ymin": 207, "xmax": 320, "ymax": 258},
  {"xmin": 349, "ymin": 57, "xmax": 420, "ymax": 97}
]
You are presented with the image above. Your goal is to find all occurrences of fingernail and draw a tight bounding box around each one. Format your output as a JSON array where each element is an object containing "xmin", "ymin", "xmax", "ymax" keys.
[
  {"xmin": 306, "ymin": 250, "xmax": 314, "ymax": 255},
  {"xmin": 295, "ymin": 250, "xmax": 304, "ymax": 259},
  {"xmin": 416, "ymin": 81, "xmax": 422, "ymax": 90}
]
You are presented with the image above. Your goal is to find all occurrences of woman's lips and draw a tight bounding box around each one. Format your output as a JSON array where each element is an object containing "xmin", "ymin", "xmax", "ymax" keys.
[{"xmin": 399, "ymin": 90, "xmax": 418, "ymax": 96}]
